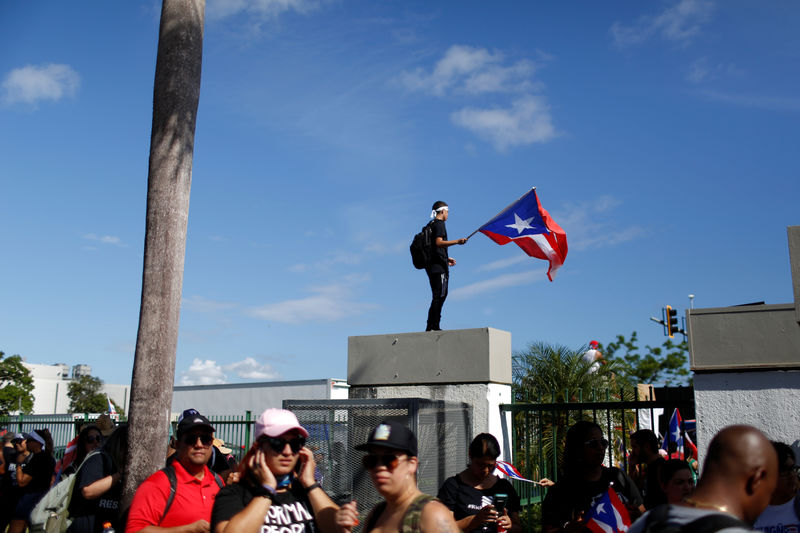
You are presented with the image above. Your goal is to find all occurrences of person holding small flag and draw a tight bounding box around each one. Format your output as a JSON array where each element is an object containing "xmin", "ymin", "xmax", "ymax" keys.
[{"xmin": 437, "ymin": 433, "xmax": 521, "ymax": 533}]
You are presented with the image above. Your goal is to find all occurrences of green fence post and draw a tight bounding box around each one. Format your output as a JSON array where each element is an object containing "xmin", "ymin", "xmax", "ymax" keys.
[{"xmin": 245, "ymin": 410, "xmax": 252, "ymax": 447}]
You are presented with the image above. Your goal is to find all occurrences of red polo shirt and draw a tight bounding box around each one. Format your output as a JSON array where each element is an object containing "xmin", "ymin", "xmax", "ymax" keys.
[{"xmin": 127, "ymin": 460, "xmax": 222, "ymax": 532}]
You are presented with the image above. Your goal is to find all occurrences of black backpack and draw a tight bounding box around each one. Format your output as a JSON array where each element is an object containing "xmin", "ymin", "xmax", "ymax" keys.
[
  {"xmin": 640, "ymin": 504, "xmax": 750, "ymax": 533},
  {"xmin": 410, "ymin": 221, "xmax": 435, "ymax": 269}
]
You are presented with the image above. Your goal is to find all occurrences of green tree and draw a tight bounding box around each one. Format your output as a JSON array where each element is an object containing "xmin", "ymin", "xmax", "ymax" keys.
[
  {"xmin": 513, "ymin": 341, "xmax": 628, "ymax": 402},
  {"xmin": 68, "ymin": 375, "xmax": 108, "ymax": 413},
  {"xmin": 512, "ymin": 342, "xmax": 633, "ymax": 480},
  {"xmin": 0, "ymin": 351, "xmax": 34, "ymax": 415},
  {"xmin": 601, "ymin": 331, "xmax": 690, "ymax": 386}
]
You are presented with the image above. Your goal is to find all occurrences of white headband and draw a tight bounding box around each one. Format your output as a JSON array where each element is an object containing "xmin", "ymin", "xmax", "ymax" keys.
[
  {"xmin": 430, "ymin": 205, "xmax": 449, "ymax": 218},
  {"xmin": 27, "ymin": 431, "xmax": 45, "ymax": 446}
]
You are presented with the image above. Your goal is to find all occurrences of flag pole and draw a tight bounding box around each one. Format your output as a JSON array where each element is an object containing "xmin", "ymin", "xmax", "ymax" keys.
[{"xmin": 465, "ymin": 187, "xmax": 535, "ymax": 240}]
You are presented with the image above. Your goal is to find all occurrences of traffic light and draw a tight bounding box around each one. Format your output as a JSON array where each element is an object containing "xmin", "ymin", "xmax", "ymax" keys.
[{"xmin": 666, "ymin": 305, "xmax": 678, "ymax": 338}]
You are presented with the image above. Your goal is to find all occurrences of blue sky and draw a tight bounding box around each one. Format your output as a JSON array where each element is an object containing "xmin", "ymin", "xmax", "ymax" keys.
[{"xmin": 1, "ymin": 0, "xmax": 798, "ymax": 388}]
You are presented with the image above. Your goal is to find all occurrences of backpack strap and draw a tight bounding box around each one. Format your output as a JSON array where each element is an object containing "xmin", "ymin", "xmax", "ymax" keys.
[
  {"xmin": 212, "ymin": 471, "xmax": 224, "ymax": 488},
  {"xmin": 401, "ymin": 494, "xmax": 436, "ymax": 533},
  {"xmin": 158, "ymin": 465, "xmax": 178, "ymax": 526}
]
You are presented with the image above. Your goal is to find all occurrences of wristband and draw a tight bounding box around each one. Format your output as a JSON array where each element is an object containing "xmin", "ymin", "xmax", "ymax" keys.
[
  {"xmin": 305, "ymin": 482, "xmax": 322, "ymax": 493},
  {"xmin": 254, "ymin": 483, "xmax": 277, "ymax": 500}
]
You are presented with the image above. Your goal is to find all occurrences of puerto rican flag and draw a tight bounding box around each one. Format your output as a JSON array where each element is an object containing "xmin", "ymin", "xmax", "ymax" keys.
[
  {"xmin": 495, "ymin": 460, "xmax": 534, "ymax": 483},
  {"xmin": 107, "ymin": 395, "xmax": 116, "ymax": 415},
  {"xmin": 585, "ymin": 487, "xmax": 631, "ymax": 533},
  {"xmin": 478, "ymin": 188, "xmax": 568, "ymax": 281},
  {"xmin": 662, "ymin": 408, "xmax": 684, "ymax": 459}
]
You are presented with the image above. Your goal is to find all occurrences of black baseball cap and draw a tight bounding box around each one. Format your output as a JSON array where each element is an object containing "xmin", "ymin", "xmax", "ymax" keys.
[
  {"xmin": 176, "ymin": 412, "xmax": 215, "ymax": 437},
  {"xmin": 355, "ymin": 420, "xmax": 418, "ymax": 457}
]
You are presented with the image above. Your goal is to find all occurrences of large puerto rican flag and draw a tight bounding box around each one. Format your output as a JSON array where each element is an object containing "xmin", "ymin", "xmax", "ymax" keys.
[
  {"xmin": 585, "ymin": 487, "xmax": 631, "ymax": 533},
  {"xmin": 478, "ymin": 188, "xmax": 568, "ymax": 281}
]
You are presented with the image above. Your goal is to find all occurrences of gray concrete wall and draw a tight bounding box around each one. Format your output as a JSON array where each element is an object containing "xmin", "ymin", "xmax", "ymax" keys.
[
  {"xmin": 688, "ymin": 304, "xmax": 800, "ymax": 370},
  {"xmin": 348, "ymin": 327, "xmax": 511, "ymax": 385},
  {"xmin": 789, "ymin": 226, "xmax": 800, "ymax": 323},
  {"xmin": 693, "ymin": 370, "xmax": 800, "ymax": 465},
  {"xmin": 348, "ymin": 328, "xmax": 513, "ymax": 461}
]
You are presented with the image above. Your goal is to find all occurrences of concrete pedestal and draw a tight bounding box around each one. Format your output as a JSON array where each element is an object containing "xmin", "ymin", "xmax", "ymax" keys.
[{"xmin": 348, "ymin": 327, "xmax": 513, "ymax": 460}]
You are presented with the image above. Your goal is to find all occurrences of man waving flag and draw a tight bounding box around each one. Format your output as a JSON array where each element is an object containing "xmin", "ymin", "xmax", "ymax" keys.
[{"xmin": 474, "ymin": 188, "xmax": 567, "ymax": 281}]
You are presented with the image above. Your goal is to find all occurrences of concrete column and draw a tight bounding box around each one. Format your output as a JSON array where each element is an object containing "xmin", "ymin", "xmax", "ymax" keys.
[{"xmin": 347, "ymin": 327, "xmax": 513, "ymax": 461}]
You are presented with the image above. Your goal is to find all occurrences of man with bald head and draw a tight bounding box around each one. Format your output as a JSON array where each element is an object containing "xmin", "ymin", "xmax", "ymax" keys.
[{"xmin": 629, "ymin": 425, "xmax": 778, "ymax": 533}]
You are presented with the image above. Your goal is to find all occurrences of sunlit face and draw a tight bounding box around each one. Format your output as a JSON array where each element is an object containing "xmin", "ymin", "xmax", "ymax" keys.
[
  {"xmin": 261, "ymin": 430, "xmax": 304, "ymax": 477},
  {"xmin": 177, "ymin": 430, "xmax": 214, "ymax": 467},
  {"xmin": 662, "ymin": 468, "xmax": 694, "ymax": 504},
  {"xmin": 468, "ymin": 455, "xmax": 497, "ymax": 482},
  {"xmin": 364, "ymin": 445, "xmax": 417, "ymax": 499}
]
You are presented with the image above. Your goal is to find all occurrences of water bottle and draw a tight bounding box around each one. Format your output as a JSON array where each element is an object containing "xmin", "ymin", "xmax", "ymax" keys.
[{"xmin": 102, "ymin": 522, "xmax": 115, "ymax": 533}]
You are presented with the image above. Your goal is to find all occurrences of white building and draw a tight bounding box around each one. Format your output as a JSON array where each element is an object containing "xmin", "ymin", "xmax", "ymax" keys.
[
  {"xmin": 21, "ymin": 362, "xmax": 348, "ymax": 417},
  {"xmin": 22, "ymin": 362, "xmax": 131, "ymax": 415}
]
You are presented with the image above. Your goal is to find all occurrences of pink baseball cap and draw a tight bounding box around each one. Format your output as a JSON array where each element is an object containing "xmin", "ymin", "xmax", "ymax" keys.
[{"xmin": 255, "ymin": 408, "xmax": 309, "ymax": 439}]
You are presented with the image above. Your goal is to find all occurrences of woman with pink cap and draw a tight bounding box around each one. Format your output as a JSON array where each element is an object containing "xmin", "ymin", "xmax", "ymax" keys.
[{"xmin": 211, "ymin": 408, "xmax": 338, "ymax": 533}]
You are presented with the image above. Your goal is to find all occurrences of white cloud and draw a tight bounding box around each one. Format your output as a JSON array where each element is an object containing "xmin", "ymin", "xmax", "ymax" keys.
[
  {"xmin": 610, "ymin": 0, "xmax": 714, "ymax": 48},
  {"xmin": 2, "ymin": 64, "xmax": 80, "ymax": 105},
  {"xmin": 83, "ymin": 234, "xmax": 125, "ymax": 247},
  {"xmin": 224, "ymin": 357, "xmax": 279, "ymax": 380},
  {"xmin": 248, "ymin": 278, "xmax": 378, "ymax": 324},
  {"xmin": 476, "ymin": 255, "xmax": 528, "ymax": 272},
  {"xmin": 400, "ymin": 45, "xmax": 537, "ymax": 97},
  {"xmin": 179, "ymin": 358, "xmax": 228, "ymax": 385},
  {"xmin": 206, "ymin": 0, "xmax": 319, "ymax": 20},
  {"xmin": 686, "ymin": 57, "xmax": 744, "ymax": 84},
  {"xmin": 450, "ymin": 95, "xmax": 557, "ymax": 151},
  {"xmin": 553, "ymin": 195, "xmax": 645, "ymax": 251},
  {"xmin": 178, "ymin": 356, "xmax": 281, "ymax": 385},
  {"xmin": 450, "ymin": 270, "xmax": 546, "ymax": 300}
]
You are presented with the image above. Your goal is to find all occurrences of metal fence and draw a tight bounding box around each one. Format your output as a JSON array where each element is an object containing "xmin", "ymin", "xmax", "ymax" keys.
[
  {"xmin": 285, "ymin": 398, "xmax": 472, "ymax": 531},
  {"xmin": 499, "ymin": 387, "xmax": 694, "ymax": 532}
]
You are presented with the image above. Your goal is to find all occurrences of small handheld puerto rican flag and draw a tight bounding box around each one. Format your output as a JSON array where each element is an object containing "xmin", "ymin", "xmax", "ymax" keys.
[
  {"xmin": 495, "ymin": 460, "xmax": 534, "ymax": 483},
  {"xmin": 107, "ymin": 395, "xmax": 116, "ymax": 415},
  {"xmin": 585, "ymin": 487, "xmax": 631, "ymax": 533}
]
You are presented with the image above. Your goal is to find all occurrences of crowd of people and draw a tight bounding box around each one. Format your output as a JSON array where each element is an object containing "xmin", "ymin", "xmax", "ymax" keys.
[{"xmin": 0, "ymin": 411, "xmax": 797, "ymax": 533}]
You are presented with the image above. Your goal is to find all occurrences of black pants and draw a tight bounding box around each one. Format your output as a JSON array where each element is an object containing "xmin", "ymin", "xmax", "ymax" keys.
[{"xmin": 426, "ymin": 269, "xmax": 449, "ymax": 331}]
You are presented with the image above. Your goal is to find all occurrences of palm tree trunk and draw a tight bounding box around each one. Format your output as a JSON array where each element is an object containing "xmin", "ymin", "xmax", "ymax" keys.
[{"xmin": 122, "ymin": 0, "xmax": 205, "ymax": 508}]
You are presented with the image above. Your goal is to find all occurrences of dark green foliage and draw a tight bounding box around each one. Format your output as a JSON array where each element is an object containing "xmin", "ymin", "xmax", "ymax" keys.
[
  {"xmin": 0, "ymin": 351, "xmax": 34, "ymax": 415},
  {"xmin": 512, "ymin": 341, "xmax": 625, "ymax": 403},
  {"xmin": 601, "ymin": 331, "xmax": 690, "ymax": 386},
  {"xmin": 68, "ymin": 375, "xmax": 108, "ymax": 414}
]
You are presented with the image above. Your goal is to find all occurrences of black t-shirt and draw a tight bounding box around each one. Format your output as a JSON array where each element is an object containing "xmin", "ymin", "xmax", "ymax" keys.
[
  {"xmin": 21, "ymin": 452, "xmax": 55, "ymax": 493},
  {"xmin": 211, "ymin": 479, "xmax": 318, "ymax": 533},
  {"xmin": 427, "ymin": 219, "xmax": 448, "ymax": 273},
  {"xmin": 68, "ymin": 451, "xmax": 121, "ymax": 533},
  {"xmin": 437, "ymin": 474, "xmax": 521, "ymax": 531},
  {"xmin": 542, "ymin": 467, "xmax": 642, "ymax": 530}
]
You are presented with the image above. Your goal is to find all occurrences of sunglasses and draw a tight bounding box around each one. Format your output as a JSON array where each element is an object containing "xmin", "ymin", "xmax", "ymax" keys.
[
  {"xmin": 362, "ymin": 453, "xmax": 404, "ymax": 471},
  {"xmin": 584, "ymin": 438, "xmax": 609, "ymax": 450},
  {"xmin": 262, "ymin": 436, "xmax": 306, "ymax": 454},
  {"xmin": 183, "ymin": 433, "xmax": 214, "ymax": 446},
  {"xmin": 86, "ymin": 435, "xmax": 103, "ymax": 444}
]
